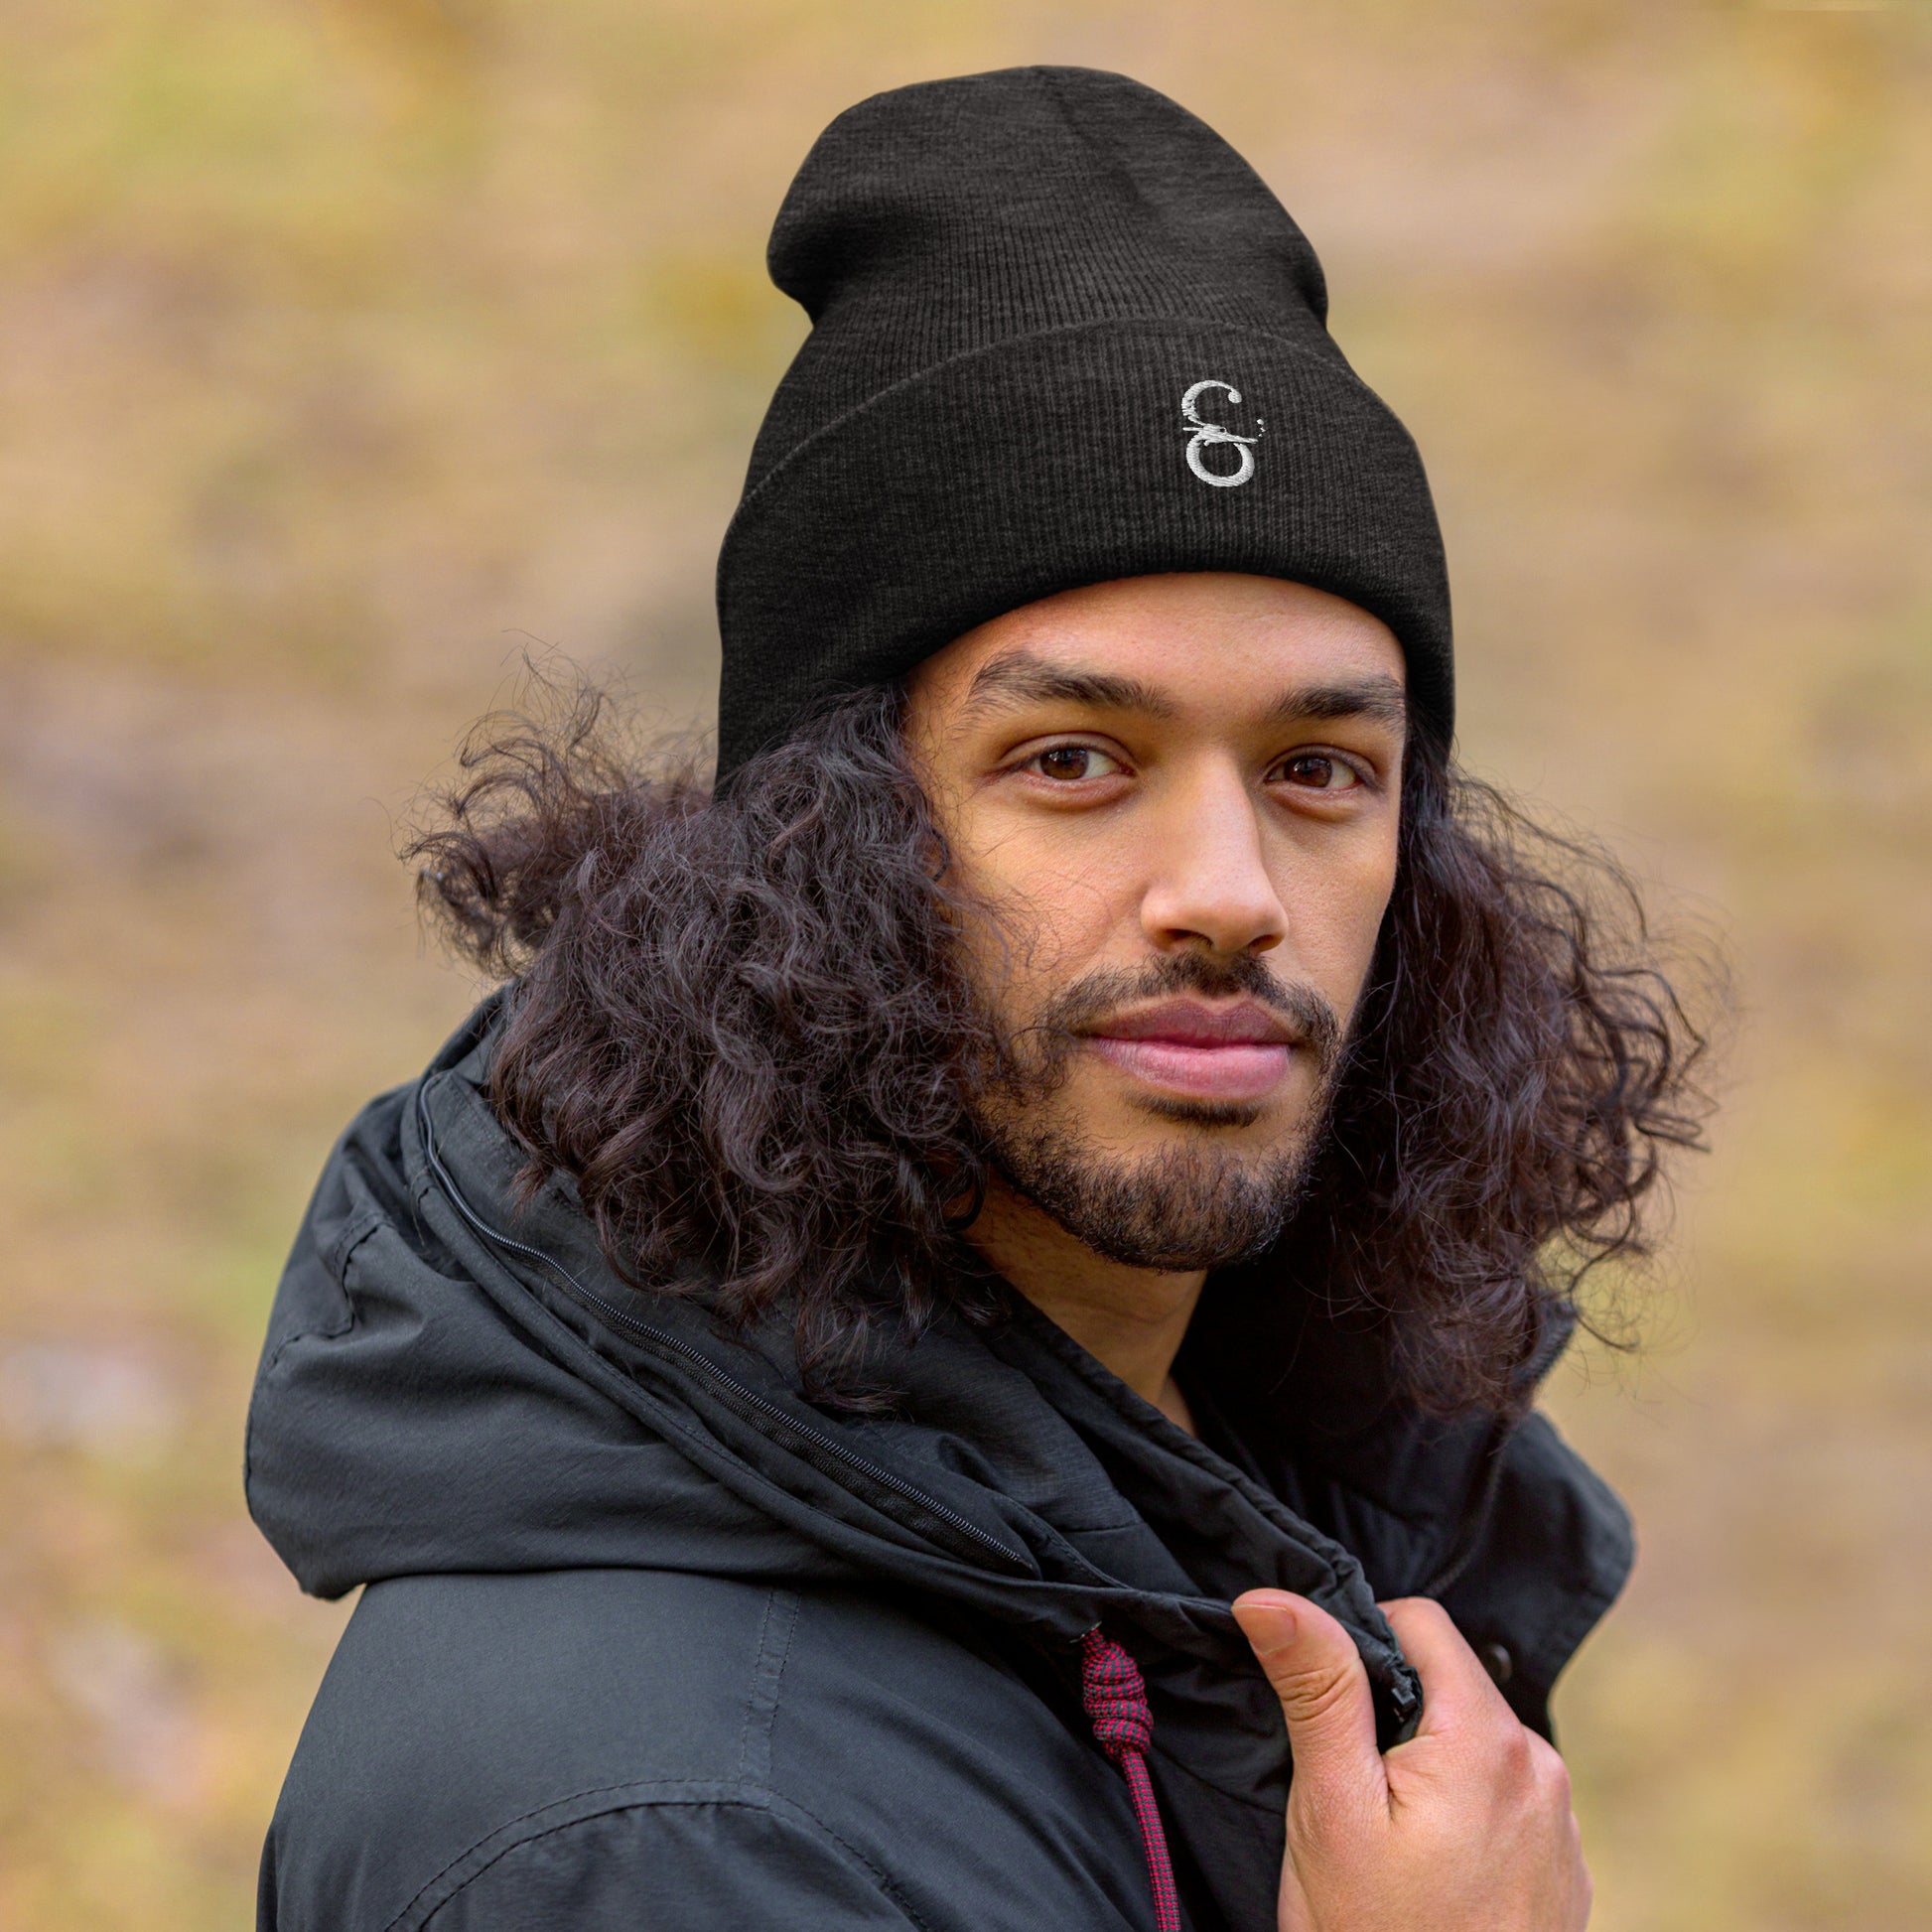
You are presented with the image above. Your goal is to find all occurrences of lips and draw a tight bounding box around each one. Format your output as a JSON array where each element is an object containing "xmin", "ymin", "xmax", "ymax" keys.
[{"xmin": 1081, "ymin": 999, "xmax": 1299, "ymax": 1103}]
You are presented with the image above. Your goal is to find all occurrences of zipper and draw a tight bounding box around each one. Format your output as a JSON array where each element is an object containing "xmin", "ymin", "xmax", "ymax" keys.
[{"xmin": 412, "ymin": 1078, "xmax": 1025, "ymax": 1572}]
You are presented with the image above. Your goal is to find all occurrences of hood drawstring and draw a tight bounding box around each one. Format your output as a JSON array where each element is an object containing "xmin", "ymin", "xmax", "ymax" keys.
[{"xmin": 1079, "ymin": 1629, "xmax": 1181, "ymax": 1932}]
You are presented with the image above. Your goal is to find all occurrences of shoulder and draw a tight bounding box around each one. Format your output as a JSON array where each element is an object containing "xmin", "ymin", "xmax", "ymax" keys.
[
  {"xmin": 265, "ymin": 1567, "xmax": 918, "ymax": 1930},
  {"xmin": 263, "ymin": 1568, "xmax": 1151, "ymax": 1932}
]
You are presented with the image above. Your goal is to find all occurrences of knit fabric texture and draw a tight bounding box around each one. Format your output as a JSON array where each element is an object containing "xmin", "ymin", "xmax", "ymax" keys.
[{"xmin": 713, "ymin": 66, "xmax": 1453, "ymax": 777}]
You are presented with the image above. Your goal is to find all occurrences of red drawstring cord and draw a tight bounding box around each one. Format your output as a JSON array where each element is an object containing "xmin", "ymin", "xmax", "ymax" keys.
[{"xmin": 1080, "ymin": 1628, "xmax": 1181, "ymax": 1932}]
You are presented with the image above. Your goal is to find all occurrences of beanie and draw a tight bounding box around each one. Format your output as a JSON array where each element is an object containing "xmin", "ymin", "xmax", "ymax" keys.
[{"xmin": 713, "ymin": 66, "xmax": 1452, "ymax": 777}]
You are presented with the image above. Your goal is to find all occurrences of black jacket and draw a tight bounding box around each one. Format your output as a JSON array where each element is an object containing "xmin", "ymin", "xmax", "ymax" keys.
[{"xmin": 248, "ymin": 1002, "xmax": 1633, "ymax": 1931}]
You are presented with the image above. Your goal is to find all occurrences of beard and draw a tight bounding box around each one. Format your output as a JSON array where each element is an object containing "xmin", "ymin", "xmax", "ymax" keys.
[{"xmin": 969, "ymin": 950, "xmax": 1346, "ymax": 1272}]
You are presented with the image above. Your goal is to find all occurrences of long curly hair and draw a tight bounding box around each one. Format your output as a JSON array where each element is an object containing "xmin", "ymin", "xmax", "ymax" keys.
[{"xmin": 409, "ymin": 675, "xmax": 1713, "ymax": 1413}]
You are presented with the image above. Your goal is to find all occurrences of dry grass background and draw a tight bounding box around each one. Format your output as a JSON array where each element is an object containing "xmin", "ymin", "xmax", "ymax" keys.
[{"xmin": 1, "ymin": 3, "xmax": 1927, "ymax": 1926}]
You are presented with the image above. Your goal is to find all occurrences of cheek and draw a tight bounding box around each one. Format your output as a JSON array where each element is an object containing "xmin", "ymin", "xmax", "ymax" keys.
[
  {"xmin": 950, "ymin": 821, "xmax": 1139, "ymax": 993},
  {"xmin": 1346, "ymin": 847, "xmax": 1401, "ymax": 993},
  {"xmin": 1278, "ymin": 837, "xmax": 1399, "ymax": 1012}
]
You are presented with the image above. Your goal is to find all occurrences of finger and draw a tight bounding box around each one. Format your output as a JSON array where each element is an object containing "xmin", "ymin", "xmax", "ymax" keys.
[
  {"xmin": 1232, "ymin": 1590, "xmax": 1384, "ymax": 1799},
  {"xmin": 1378, "ymin": 1597, "xmax": 1515, "ymax": 1737}
]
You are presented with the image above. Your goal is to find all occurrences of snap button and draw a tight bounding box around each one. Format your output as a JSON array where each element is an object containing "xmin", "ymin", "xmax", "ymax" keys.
[{"xmin": 1477, "ymin": 1641, "xmax": 1514, "ymax": 1687}]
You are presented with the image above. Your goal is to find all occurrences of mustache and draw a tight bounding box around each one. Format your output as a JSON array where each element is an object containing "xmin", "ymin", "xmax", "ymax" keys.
[{"xmin": 1024, "ymin": 951, "xmax": 1344, "ymax": 1076}]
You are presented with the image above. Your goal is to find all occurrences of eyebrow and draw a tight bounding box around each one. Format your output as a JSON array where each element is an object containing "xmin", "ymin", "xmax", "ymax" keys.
[
  {"xmin": 1265, "ymin": 672, "xmax": 1410, "ymax": 735},
  {"xmin": 959, "ymin": 647, "xmax": 1409, "ymax": 737},
  {"xmin": 960, "ymin": 649, "xmax": 1175, "ymax": 721}
]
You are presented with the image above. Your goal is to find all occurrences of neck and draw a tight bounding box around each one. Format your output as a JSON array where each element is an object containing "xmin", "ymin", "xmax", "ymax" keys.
[{"xmin": 966, "ymin": 1172, "xmax": 1204, "ymax": 1435}]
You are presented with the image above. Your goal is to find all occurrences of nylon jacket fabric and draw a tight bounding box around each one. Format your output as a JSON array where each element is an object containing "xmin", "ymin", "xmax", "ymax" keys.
[{"xmin": 248, "ymin": 1000, "xmax": 1632, "ymax": 1930}]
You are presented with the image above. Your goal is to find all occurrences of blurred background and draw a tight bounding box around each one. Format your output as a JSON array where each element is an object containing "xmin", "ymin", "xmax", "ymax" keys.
[{"xmin": 1, "ymin": 2, "xmax": 1926, "ymax": 1926}]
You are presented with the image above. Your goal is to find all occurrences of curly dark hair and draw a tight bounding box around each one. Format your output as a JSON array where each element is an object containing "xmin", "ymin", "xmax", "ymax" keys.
[{"xmin": 409, "ymin": 674, "xmax": 1713, "ymax": 1414}]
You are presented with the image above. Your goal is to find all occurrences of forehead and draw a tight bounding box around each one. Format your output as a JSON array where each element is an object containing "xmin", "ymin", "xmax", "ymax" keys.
[{"xmin": 909, "ymin": 572, "xmax": 1406, "ymax": 718}]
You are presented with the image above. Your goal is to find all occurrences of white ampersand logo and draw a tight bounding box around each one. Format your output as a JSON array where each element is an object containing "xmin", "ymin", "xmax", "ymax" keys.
[{"xmin": 1180, "ymin": 378, "xmax": 1263, "ymax": 487}]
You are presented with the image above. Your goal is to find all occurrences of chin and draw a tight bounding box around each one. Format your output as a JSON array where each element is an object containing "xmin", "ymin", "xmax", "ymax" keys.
[
  {"xmin": 1107, "ymin": 1076, "xmax": 1313, "ymax": 1142},
  {"xmin": 1131, "ymin": 1094, "xmax": 1274, "ymax": 1131},
  {"xmin": 1089, "ymin": 1103, "xmax": 1318, "ymax": 1182}
]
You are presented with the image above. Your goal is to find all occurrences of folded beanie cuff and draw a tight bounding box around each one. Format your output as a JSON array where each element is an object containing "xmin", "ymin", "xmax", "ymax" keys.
[{"xmin": 715, "ymin": 316, "xmax": 1452, "ymax": 777}]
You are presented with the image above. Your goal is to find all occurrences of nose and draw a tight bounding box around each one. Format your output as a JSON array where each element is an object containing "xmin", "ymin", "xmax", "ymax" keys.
[{"xmin": 1138, "ymin": 760, "xmax": 1288, "ymax": 958}]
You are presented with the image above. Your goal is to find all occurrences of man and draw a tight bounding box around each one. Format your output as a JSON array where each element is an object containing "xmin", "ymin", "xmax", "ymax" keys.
[{"xmin": 249, "ymin": 69, "xmax": 1706, "ymax": 1931}]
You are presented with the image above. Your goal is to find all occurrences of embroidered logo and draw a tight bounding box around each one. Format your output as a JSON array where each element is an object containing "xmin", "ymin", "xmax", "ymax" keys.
[{"xmin": 1180, "ymin": 379, "xmax": 1263, "ymax": 487}]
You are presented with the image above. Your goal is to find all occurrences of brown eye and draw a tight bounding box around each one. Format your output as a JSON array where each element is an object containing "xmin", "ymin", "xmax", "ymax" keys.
[
  {"xmin": 1032, "ymin": 746, "xmax": 1120, "ymax": 781},
  {"xmin": 1278, "ymin": 754, "xmax": 1361, "ymax": 790}
]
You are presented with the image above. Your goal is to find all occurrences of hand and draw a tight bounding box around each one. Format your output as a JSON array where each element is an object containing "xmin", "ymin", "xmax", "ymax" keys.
[{"xmin": 1232, "ymin": 1591, "xmax": 1590, "ymax": 1932}]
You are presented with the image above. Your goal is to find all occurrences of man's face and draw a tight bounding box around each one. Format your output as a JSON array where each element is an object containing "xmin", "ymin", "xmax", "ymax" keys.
[{"xmin": 904, "ymin": 572, "xmax": 1408, "ymax": 1272}]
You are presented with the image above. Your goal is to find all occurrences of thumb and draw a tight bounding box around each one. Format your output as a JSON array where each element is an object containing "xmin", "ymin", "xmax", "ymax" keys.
[{"xmin": 1232, "ymin": 1590, "xmax": 1384, "ymax": 1799}]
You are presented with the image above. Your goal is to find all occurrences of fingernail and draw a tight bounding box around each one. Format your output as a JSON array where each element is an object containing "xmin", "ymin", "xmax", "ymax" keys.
[
  {"xmin": 1233, "ymin": 1593, "xmax": 1299, "ymax": 1646},
  {"xmin": 1259, "ymin": 1606, "xmax": 1298, "ymax": 1646}
]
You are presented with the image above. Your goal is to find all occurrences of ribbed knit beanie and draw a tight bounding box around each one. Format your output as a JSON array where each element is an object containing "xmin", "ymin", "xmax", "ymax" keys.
[{"xmin": 714, "ymin": 66, "xmax": 1452, "ymax": 777}]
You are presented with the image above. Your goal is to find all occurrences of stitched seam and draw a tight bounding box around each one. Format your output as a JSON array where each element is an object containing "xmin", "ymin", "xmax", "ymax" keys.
[
  {"xmin": 324, "ymin": 1202, "xmax": 385, "ymax": 1286},
  {"xmin": 1061, "ymin": 1508, "xmax": 1172, "ymax": 1536},
  {"xmin": 768, "ymin": 1788, "xmax": 935, "ymax": 1932},
  {"xmin": 735, "ymin": 1589, "xmax": 777, "ymax": 1780},
  {"xmin": 735, "ymin": 1587, "xmax": 797, "ymax": 1786},
  {"xmin": 244, "ymin": 1206, "xmax": 382, "ymax": 1490},
  {"xmin": 257, "ymin": 1208, "xmax": 379, "ymax": 1387},
  {"xmin": 399, "ymin": 1785, "xmax": 929, "ymax": 1932},
  {"xmin": 386, "ymin": 1780, "xmax": 750, "ymax": 1932}
]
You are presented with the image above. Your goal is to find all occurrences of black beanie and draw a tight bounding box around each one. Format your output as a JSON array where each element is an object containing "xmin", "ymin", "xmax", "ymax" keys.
[{"xmin": 714, "ymin": 66, "xmax": 1452, "ymax": 777}]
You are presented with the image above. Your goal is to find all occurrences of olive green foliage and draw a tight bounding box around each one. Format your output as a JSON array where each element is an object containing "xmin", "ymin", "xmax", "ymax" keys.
[{"xmin": 0, "ymin": 3, "xmax": 1926, "ymax": 1926}]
